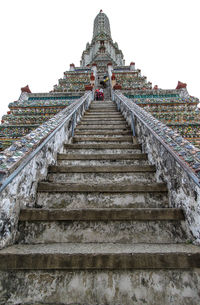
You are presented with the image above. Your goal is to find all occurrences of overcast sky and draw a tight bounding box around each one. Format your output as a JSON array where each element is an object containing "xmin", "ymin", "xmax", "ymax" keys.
[{"xmin": 0, "ymin": 0, "xmax": 199, "ymax": 119}]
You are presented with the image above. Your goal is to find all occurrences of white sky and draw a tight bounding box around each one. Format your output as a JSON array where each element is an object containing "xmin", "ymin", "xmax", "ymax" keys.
[{"xmin": 0, "ymin": 0, "xmax": 199, "ymax": 119}]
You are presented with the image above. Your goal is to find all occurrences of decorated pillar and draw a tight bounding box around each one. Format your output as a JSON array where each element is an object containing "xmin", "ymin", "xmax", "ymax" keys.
[
  {"xmin": 111, "ymin": 73, "xmax": 116, "ymax": 88},
  {"xmin": 130, "ymin": 62, "xmax": 135, "ymax": 71},
  {"xmin": 90, "ymin": 73, "xmax": 95, "ymax": 87},
  {"xmin": 69, "ymin": 63, "xmax": 75, "ymax": 71}
]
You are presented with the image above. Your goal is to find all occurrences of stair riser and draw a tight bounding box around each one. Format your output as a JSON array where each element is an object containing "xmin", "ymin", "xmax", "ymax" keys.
[
  {"xmin": 73, "ymin": 134, "xmax": 132, "ymax": 137},
  {"xmin": 1, "ymin": 270, "xmax": 200, "ymax": 305},
  {"xmin": 74, "ymin": 131, "xmax": 131, "ymax": 135},
  {"xmin": 18, "ymin": 220, "xmax": 188, "ymax": 244},
  {"xmin": 47, "ymin": 172, "xmax": 156, "ymax": 184},
  {"xmin": 82, "ymin": 118, "xmax": 124, "ymax": 122},
  {"xmin": 84, "ymin": 115, "xmax": 122, "ymax": 118},
  {"xmin": 36, "ymin": 192, "xmax": 169, "ymax": 209},
  {"xmin": 76, "ymin": 125, "xmax": 128, "ymax": 129},
  {"xmin": 78, "ymin": 122, "xmax": 126, "ymax": 125},
  {"xmin": 73, "ymin": 140, "xmax": 133, "ymax": 145},
  {"xmin": 63, "ymin": 149, "xmax": 142, "ymax": 154},
  {"xmin": 57, "ymin": 160, "xmax": 149, "ymax": 166}
]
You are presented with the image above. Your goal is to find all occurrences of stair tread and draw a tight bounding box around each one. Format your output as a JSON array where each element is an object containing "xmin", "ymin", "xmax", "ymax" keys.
[
  {"xmin": 19, "ymin": 208, "xmax": 184, "ymax": 221},
  {"xmin": 38, "ymin": 182, "xmax": 168, "ymax": 192},
  {"xmin": 2, "ymin": 243, "xmax": 199, "ymax": 255},
  {"xmin": 49, "ymin": 165, "xmax": 156, "ymax": 172},
  {"xmin": 64, "ymin": 144, "xmax": 141, "ymax": 149},
  {"xmin": 58, "ymin": 153, "xmax": 147, "ymax": 160},
  {"xmin": 1, "ymin": 243, "xmax": 200, "ymax": 270}
]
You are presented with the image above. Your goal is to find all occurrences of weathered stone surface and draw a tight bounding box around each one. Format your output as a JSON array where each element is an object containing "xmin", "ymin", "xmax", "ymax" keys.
[
  {"xmin": 18, "ymin": 220, "xmax": 188, "ymax": 244},
  {"xmin": 57, "ymin": 153, "xmax": 147, "ymax": 160},
  {"xmin": 37, "ymin": 182, "xmax": 168, "ymax": 193},
  {"xmin": 19, "ymin": 208, "xmax": 184, "ymax": 221},
  {"xmin": 47, "ymin": 172, "xmax": 156, "ymax": 184},
  {"xmin": 64, "ymin": 143, "xmax": 141, "ymax": 149},
  {"xmin": 1, "ymin": 243, "xmax": 200, "ymax": 269},
  {"xmin": 1, "ymin": 269, "xmax": 200, "ymax": 305},
  {"xmin": 36, "ymin": 191, "xmax": 169, "ymax": 209},
  {"xmin": 73, "ymin": 136, "xmax": 133, "ymax": 142}
]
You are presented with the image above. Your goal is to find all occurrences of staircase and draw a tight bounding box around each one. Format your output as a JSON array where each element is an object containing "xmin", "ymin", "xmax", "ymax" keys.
[{"xmin": 0, "ymin": 100, "xmax": 200, "ymax": 305}]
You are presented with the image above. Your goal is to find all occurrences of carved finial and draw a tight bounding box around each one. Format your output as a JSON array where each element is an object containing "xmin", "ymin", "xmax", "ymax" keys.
[
  {"xmin": 176, "ymin": 81, "xmax": 187, "ymax": 90},
  {"xmin": 21, "ymin": 85, "xmax": 31, "ymax": 93}
]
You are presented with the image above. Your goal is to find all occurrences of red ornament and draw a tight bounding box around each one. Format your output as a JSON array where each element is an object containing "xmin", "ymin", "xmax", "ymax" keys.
[
  {"xmin": 130, "ymin": 62, "xmax": 135, "ymax": 65},
  {"xmin": 1, "ymin": 120, "xmax": 4, "ymax": 124},
  {"xmin": 85, "ymin": 85, "xmax": 93, "ymax": 91},
  {"xmin": 113, "ymin": 84, "xmax": 122, "ymax": 90},
  {"xmin": 153, "ymin": 85, "xmax": 158, "ymax": 90},
  {"xmin": 92, "ymin": 63, "xmax": 97, "ymax": 66},
  {"xmin": 176, "ymin": 81, "xmax": 187, "ymax": 89},
  {"xmin": 111, "ymin": 73, "xmax": 116, "ymax": 80},
  {"xmin": 21, "ymin": 85, "xmax": 31, "ymax": 93},
  {"xmin": 90, "ymin": 73, "xmax": 95, "ymax": 81},
  {"xmin": 7, "ymin": 111, "xmax": 11, "ymax": 115},
  {"xmin": 107, "ymin": 62, "xmax": 112, "ymax": 66}
]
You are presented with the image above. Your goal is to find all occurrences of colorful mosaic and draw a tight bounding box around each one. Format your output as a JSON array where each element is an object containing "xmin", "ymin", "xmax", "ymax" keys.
[
  {"xmin": 0, "ymin": 96, "xmax": 81, "ymax": 151},
  {"xmin": 127, "ymin": 95, "xmax": 200, "ymax": 148},
  {"xmin": 113, "ymin": 71, "xmax": 152, "ymax": 90},
  {"xmin": 0, "ymin": 93, "xmax": 91, "ymax": 175},
  {"xmin": 54, "ymin": 70, "xmax": 91, "ymax": 92}
]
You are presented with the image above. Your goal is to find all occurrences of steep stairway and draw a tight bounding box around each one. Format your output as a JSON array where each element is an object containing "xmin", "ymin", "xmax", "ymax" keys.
[{"xmin": 0, "ymin": 100, "xmax": 200, "ymax": 304}]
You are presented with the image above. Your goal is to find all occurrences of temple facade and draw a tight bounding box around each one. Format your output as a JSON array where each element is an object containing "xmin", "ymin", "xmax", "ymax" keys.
[{"xmin": 0, "ymin": 10, "xmax": 199, "ymax": 151}]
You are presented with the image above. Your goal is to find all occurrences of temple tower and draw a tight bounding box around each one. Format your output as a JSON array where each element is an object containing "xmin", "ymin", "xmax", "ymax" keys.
[{"xmin": 80, "ymin": 10, "xmax": 125, "ymax": 70}]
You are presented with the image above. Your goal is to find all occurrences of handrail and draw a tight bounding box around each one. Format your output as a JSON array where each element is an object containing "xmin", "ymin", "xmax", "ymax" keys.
[
  {"xmin": 113, "ymin": 91, "xmax": 200, "ymax": 188},
  {"xmin": 0, "ymin": 91, "xmax": 93, "ymax": 193}
]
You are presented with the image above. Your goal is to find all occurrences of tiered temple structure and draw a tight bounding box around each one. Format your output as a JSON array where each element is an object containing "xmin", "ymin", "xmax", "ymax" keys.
[
  {"xmin": 0, "ymin": 10, "xmax": 199, "ymax": 151},
  {"xmin": 1, "ymin": 10, "xmax": 200, "ymax": 305}
]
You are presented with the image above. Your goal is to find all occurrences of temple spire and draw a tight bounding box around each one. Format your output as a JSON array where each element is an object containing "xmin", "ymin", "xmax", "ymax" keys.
[{"xmin": 93, "ymin": 10, "xmax": 111, "ymax": 40}]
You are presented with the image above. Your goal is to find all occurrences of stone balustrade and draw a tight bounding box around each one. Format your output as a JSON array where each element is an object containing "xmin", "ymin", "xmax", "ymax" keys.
[
  {"xmin": 0, "ymin": 91, "xmax": 93, "ymax": 249},
  {"xmin": 113, "ymin": 90, "xmax": 200, "ymax": 243}
]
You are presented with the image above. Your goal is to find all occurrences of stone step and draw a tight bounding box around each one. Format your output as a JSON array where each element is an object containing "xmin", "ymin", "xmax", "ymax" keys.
[
  {"xmin": 76, "ymin": 124, "xmax": 128, "ymax": 129},
  {"xmin": 84, "ymin": 113, "xmax": 122, "ymax": 117},
  {"xmin": 36, "ymin": 191, "xmax": 169, "ymax": 209},
  {"xmin": 47, "ymin": 165, "xmax": 156, "ymax": 183},
  {"xmin": 37, "ymin": 182, "xmax": 167, "ymax": 193},
  {"xmin": 48, "ymin": 172, "xmax": 156, "ymax": 184},
  {"xmin": 1, "ymin": 270, "xmax": 199, "ymax": 305},
  {"xmin": 1, "ymin": 243, "xmax": 200, "ymax": 269},
  {"xmin": 86, "ymin": 110, "xmax": 120, "ymax": 114},
  {"xmin": 89, "ymin": 107, "xmax": 117, "ymax": 110},
  {"xmin": 48, "ymin": 164, "xmax": 155, "ymax": 173},
  {"xmin": 18, "ymin": 209, "xmax": 187, "ymax": 244},
  {"xmin": 78, "ymin": 121, "xmax": 125, "ymax": 125},
  {"xmin": 19, "ymin": 208, "xmax": 184, "ymax": 221},
  {"xmin": 18, "ymin": 220, "xmax": 187, "ymax": 244},
  {"xmin": 57, "ymin": 159, "xmax": 149, "ymax": 166},
  {"xmin": 57, "ymin": 153, "xmax": 147, "ymax": 160},
  {"xmin": 81, "ymin": 118, "xmax": 125, "ymax": 122},
  {"xmin": 72, "ymin": 136, "xmax": 133, "ymax": 143},
  {"xmin": 64, "ymin": 143, "xmax": 141, "ymax": 149},
  {"xmin": 74, "ymin": 130, "xmax": 132, "ymax": 135}
]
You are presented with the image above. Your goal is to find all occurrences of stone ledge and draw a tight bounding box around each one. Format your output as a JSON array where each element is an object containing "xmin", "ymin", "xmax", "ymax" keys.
[
  {"xmin": 19, "ymin": 208, "xmax": 184, "ymax": 221},
  {"xmin": 37, "ymin": 182, "xmax": 168, "ymax": 193},
  {"xmin": 0, "ymin": 243, "xmax": 200, "ymax": 269}
]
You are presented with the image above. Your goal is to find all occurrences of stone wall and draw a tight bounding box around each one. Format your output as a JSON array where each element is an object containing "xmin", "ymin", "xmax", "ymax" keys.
[
  {"xmin": 0, "ymin": 92, "xmax": 93, "ymax": 249},
  {"xmin": 113, "ymin": 91, "xmax": 200, "ymax": 244}
]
